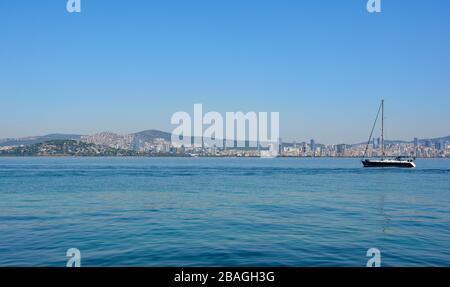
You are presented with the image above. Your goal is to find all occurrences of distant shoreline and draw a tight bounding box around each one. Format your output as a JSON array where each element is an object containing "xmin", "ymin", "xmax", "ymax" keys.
[{"xmin": 0, "ymin": 155, "xmax": 448, "ymax": 159}]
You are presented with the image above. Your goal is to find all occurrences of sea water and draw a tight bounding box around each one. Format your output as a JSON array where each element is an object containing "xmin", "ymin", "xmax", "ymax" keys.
[{"xmin": 0, "ymin": 157, "xmax": 449, "ymax": 266}]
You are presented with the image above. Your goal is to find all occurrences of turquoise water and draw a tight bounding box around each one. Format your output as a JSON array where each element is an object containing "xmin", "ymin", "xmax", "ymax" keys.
[{"xmin": 0, "ymin": 157, "xmax": 449, "ymax": 266}]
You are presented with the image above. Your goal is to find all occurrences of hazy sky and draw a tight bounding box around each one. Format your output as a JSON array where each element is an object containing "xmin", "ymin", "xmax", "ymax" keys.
[{"xmin": 0, "ymin": 1, "xmax": 449, "ymax": 144}]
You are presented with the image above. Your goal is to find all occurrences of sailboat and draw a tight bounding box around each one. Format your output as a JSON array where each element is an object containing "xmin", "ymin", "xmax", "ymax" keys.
[{"xmin": 361, "ymin": 100, "xmax": 416, "ymax": 168}]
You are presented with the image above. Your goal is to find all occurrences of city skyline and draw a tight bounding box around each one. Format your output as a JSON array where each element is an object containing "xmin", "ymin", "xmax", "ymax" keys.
[
  {"xmin": 0, "ymin": 128, "xmax": 448, "ymax": 147},
  {"xmin": 1, "ymin": 1, "xmax": 449, "ymax": 143},
  {"xmin": 1, "ymin": 128, "xmax": 448, "ymax": 158}
]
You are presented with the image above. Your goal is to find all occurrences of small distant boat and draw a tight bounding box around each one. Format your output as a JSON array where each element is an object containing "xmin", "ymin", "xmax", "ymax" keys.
[{"xmin": 361, "ymin": 100, "xmax": 416, "ymax": 168}]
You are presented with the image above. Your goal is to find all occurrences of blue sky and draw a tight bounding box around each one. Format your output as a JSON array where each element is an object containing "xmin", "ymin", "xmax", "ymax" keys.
[{"xmin": 0, "ymin": 0, "xmax": 449, "ymax": 144}]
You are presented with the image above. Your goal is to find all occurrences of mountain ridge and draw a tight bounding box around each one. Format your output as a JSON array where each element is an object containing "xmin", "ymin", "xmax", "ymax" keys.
[{"xmin": 0, "ymin": 130, "xmax": 449, "ymax": 147}]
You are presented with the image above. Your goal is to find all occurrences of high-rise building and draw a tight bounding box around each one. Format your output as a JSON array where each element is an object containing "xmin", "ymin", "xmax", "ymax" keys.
[
  {"xmin": 279, "ymin": 138, "xmax": 283, "ymax": 155},
  {"xmin": 414, "ymin": 137, "xmax": 418, "ymax": 149},
  {"xmin": 310, "ymin": 139, "xmax": 316, "ymax": 153},
  {"xmin": 435, "ymin": 141, "xmax": 444, "ymax": 151},
  {"xmin": 336, "ymin": 144, "xmax": 346, "ymax": 156}
]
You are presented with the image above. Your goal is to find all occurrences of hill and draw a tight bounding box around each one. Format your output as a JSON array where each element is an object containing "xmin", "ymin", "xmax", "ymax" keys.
[
  {"xmin": 352, "ymin": 135, "xmax": 450, "ymax": 146},
  {"xmin": 132, "ymin": 130, "xmax": 172, "ymax": 142},
  {"xmin": 0, "ymin": 134, "xmax": 82, "ymax": 147},
  {"xmin": 0, "ymin": 140, "xmax": 139, "ymax": 156}
]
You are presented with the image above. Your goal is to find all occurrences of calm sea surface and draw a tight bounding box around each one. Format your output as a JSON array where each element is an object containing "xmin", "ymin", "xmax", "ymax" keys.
[{"xmin": 0, "ymin": 157, "xmax": 449, "ymax": 266}]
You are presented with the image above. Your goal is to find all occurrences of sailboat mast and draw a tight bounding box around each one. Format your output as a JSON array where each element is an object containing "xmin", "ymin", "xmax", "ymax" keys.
[{"xmin": 381, "ymin": 99, "xmax": 384, "ymax": 158}]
